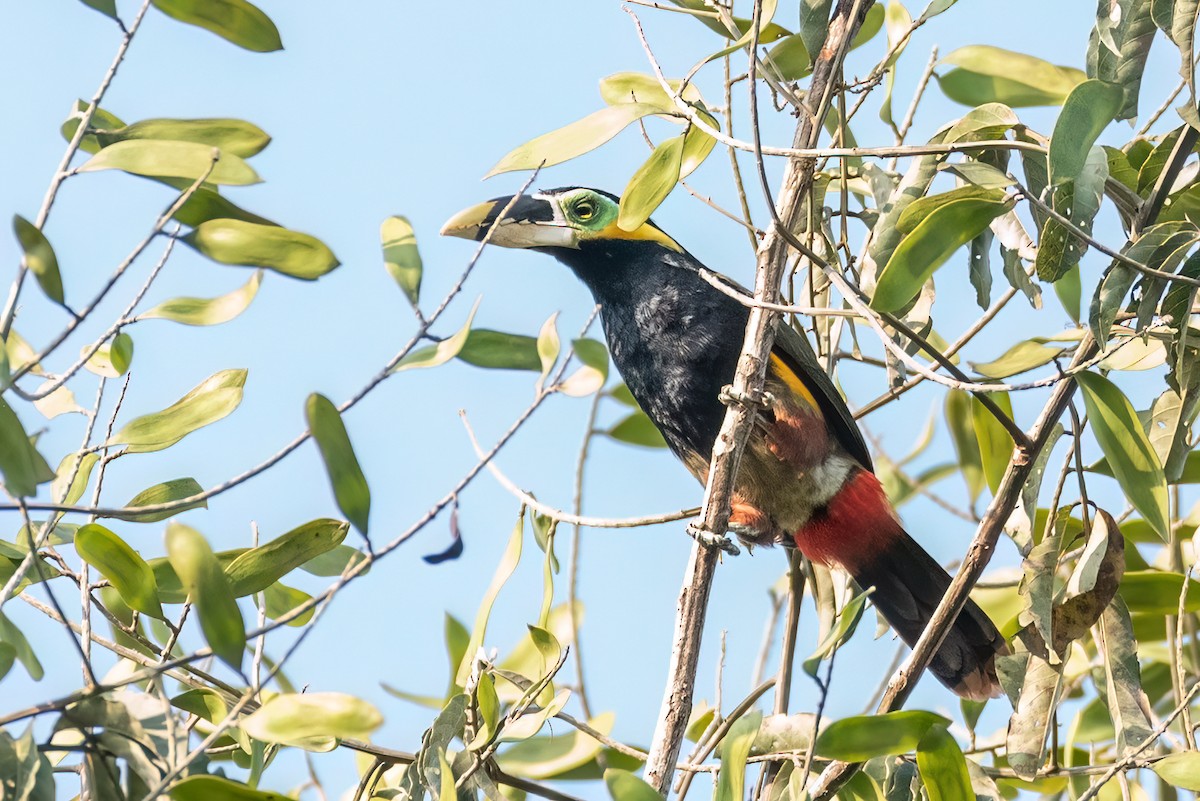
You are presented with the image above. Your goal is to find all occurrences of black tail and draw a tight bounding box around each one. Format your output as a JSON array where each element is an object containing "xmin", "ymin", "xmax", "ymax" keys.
[{"xmin": 851, "ymin": 530, "xmax": 1008, "ymax": 700}]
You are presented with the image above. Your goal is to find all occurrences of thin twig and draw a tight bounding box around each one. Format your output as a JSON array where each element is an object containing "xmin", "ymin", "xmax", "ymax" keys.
[{"xmin": 0, "ymin": 0, "xmax": 154, "ymax": 340}]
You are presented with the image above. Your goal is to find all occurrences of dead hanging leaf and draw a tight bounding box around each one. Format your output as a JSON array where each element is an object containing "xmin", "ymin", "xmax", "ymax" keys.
[
  {"xmin": 1004, "ymin": 507, "xmax": 1125, "ymax": 780},
  {"xmin": 1050, "ymin": 508, "xmax": 1125, "ymax": 656}
]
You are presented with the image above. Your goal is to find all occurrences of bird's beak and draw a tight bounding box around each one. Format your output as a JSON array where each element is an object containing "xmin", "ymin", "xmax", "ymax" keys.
[{"xmin": 440, "ymin": 194, "xmax": 578, "ymax": 249}]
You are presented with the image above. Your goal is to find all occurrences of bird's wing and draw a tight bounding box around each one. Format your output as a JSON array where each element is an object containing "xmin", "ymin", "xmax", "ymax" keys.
[{"xmin": 770, "ymin": 321, "xmax": 873, "ymax": 471}]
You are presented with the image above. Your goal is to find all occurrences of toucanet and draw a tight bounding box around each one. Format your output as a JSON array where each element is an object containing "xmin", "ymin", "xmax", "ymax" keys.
[{"xmin": 442, "ymin": 187, "xmax": 1008, "ymax": 699}]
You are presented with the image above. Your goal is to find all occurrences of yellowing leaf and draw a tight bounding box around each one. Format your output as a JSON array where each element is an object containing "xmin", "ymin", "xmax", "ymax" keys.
[
  {"xmin": 618, "ymin": 135, "xmax": 684, "ymax": 231},
  {"xmin": 78, "ymin": 139, "xmax": 260, "ymax": 185},
  {"xmin": 394, "ymin": 298, "xmax": 480, "ymax": 371},
  {"xmin": 110, "ymin": 369, "xmax": 246, "ymax": 453},
  {"xmin": 84, "ymin": 332, "xmax": 133, "ymax": 378},
  {"xmin": 141, "ymin": 270, "xmax": 262, "ymax": 326},
  {"xmin": 169, "ymin": 775, "xmax": 293, "ymax": 801},
  {"xmin": 486, "ymin": 104, "xmax": 663, "ymax": 177},
  {"xmin": 240, "ymin": 692, "xmax": 383, "ymax": 747},
  {"xmin": 95, "ymin": 117, "xmax": 270, "ymax": 157},
  {"xmin": 381, "ymin": 216, "xmax": 422, "ymax": 305},
  {"xmin": 1152, "ymin": 752, "xmax": 1200, "ymax": 791}
]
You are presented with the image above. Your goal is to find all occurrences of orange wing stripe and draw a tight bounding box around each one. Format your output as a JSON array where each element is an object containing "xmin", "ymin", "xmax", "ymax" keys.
[{"xmin": 768, "ymin": 353, "xmax": 819, "ymax": 412}]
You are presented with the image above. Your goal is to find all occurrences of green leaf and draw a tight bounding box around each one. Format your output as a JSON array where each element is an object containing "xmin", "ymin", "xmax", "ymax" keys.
[
  {"xmin": 169, "ymin": 775, "xmax": 292, "ymax": 801},
  {"xmin": 455, "ymin": 512, "xmax": 523, "ymax": 687},
  {"xmin": 486, "ymin": 104, "xmax": 663, "ymax": 177},
  {"xmin": 1090, "ymin": 0, "xmax": 1157, "ymax": 120},
  {"xmin": 1152, "ymin": 752, "xmax": 1200, "ymax": 791},
  {"xmin": 172, "ymin": 186, "xmax": 276, "ymax": 228},
  {"xmin": 75, "ymin": 524, "xmax": 164, "ymax": 619},
  {"xmin": 306, "ymin": 394, "xmax": 371, "ymax": 537},
  {"xmin": 607, "ymin": 410, "xmax": 667, "ymax": 448},
  {"xmin": 972, "ymin": 393, "xmax": 1014, "ymax": 495},
  {"xmin": 241, "ymin": 692, "xmax": 382, "ymax": 748},
  {"xmin": 706, "ymin": 0, "xmax": 779, "ymax": 62},
  {"xmin": 803, "ymin": 589, "xmax": 869, "ymax": 676},
  {"xmin": 1119, "ymin": 570, "xmax": 1200, "ymax": 614},
  {"xmin": 938, "ymin": 46, "xmax": 1086, "ymax": 107},
  {"xmin": 52, "ymin": 452, "xmax": 98, "ymax": 505},
  {"xmin": 172, "ymin": 687, "xmax": 228, "ymax": 723},
  {"xmin": 599, "ymin": 72, "xmax": 701, "ymax": 111},
  {"xmin": 618, "ymin": 135, "xmax": 685, "ymax": 231},
  {"xmin": 946, "ymin": 391, "xmax": 985, "ymax": 503},
  {"xmin": 165, "ymin": 522, "xmax": 244, "ymax": 669},
  {"xmin": 0, "ymin": 396, "xmax": 53, "ymax": 498},
  {"xmin": 1076, "ymin": 371, "xmax": 1170, "ymax": 540},
  {"xmin": 111, "ymin": 477, "xmax": 206, "ymax": 523},
  {"xmin": 665, "ymin": 0, "xmax": 790, "ymax": 43},
  {"xmin": 969, "ymin": 340, "xmax": 1066, "ymax": 378},
  {"xmin": 299, "ymin": 544, "xmax": 369, "ymax": 577},
  {"xmin": 1035, "ymin": 148, "xmax": 1107, "ymax": 282},
  {"xmin": 916, "ymin": 725, "xmax": 973, "ymax": 801},
  {"xmin": 605, "ymin": 769, "xmax": 661, "ymax": 801},
  {"xmin": 814, "ymin": 711, "xmax": 948, "ymax": 761},
  {"xmin": 457, "ymin": 330, "xmax": 541, "ymax": 371},
  {"xmin": 715, "ymin": 711, "xmax": 762, "ymax": 801},
  {"xmin": 394, "ymin": 298, "xmax": 480, "ymax": 371},
  {"xmin": 78, "ymin": 140, "xmax": 260, "ymax": 185},
  {"xmin": 382, "ymin": 216, "xmax": 422, "ymax": 306},
  {"xmin": 110, "ymin": 368, "xmax": 246, "ymax": 453},
  {"xmin": 263, "ymin": 581, "xmax": 314, "ymax": 626},
  {"xmin": 224, "ymin": 518, "xmax": 349, "ymax": 597},
  {"xmin": 59, "ymin": 100, "xmax": 126, "ymax": 155},
  {"xmin": 12, "ymin": 216, "xmax": 63, "ymax": 305},
  {"xmin": 183, "ymin": 219, "xmax": 340, "ymax": 280},
  {"xmin": 0, "ymin": 643, "xmax": 14, "ymax": 680},
  {"xmin": 78, "ymin": 0, "xmax": 119, "ymax": 20},
  {"xmin": 939, "ymin": 160, "xmax": 1016, "ymax": 190},
  {"xmin": 799, "ymin": 0, "xmax": 833, "ymax": 58},
  {"xmin": 896, "ymin": 186, "xmax": 1006, "ymax": 233},
  {"xmin": 151, "ymin": 0, "xmax": 282, "ymax": 52},
  {"xmin": 871, "ymin": 194, "xmax": 1013, "ymax": 312},
  {"xmin": 140, "ymin": 270, "xmax": 262, "ymax": 325},
  {"xmin": 1089, "ymin": 223, "xmax": 1197, "ymax": 343},
  {"xmin": 1048, "ymin": 80, "xmax": 1123, "ymax": 187},
  {"xmin": 84, "ymin": 331, "xmax": 134, "ymax": 378},
  {"xmin": 94, "ymin": 117, "xmax": 270, "ymax": 157},
  {"xmin": 0, "ymin": 610, "xmax": 43, "ymax": 680}
]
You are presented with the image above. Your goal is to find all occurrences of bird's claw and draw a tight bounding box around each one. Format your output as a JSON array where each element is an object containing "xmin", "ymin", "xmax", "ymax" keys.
[
  {"xmin": 719, "ymin": 385, "xmax": 774, "ymax": 411},
  {"xmin": 686, "ymin": 522, "xmax": 741, "ymax": 555}
]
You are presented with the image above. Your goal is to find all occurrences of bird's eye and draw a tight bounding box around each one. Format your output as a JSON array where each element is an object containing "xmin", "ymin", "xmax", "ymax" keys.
[{"xmin": 573, "ymin": 200, "xmax": 595, "ymax": 220}]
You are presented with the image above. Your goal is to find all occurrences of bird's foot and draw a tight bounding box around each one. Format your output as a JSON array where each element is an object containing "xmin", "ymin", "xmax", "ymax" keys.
[
  {"xmin": 719, "ymin": 384, "xmax": 775, "ymax": 411},
  {"xmin": 686, "ymin": 522, "xmax": 741, "ymax": 555}
]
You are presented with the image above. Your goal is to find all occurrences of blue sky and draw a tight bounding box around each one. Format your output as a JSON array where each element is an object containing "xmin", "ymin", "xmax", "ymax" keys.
[{"xmin": 0, "ymin": 0, "xmax": 1184, "ymax": 796}]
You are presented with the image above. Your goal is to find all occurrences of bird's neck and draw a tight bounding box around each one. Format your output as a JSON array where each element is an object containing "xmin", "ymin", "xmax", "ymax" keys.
[{"xmin": 549, "ymin": 242, "xmax": 749, "ymax": 458}]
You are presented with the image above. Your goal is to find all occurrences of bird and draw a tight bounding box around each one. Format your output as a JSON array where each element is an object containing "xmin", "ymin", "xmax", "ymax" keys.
[{"xmin": 441, "ymin": 187, "xmax": 1008, "ymax": 700}]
